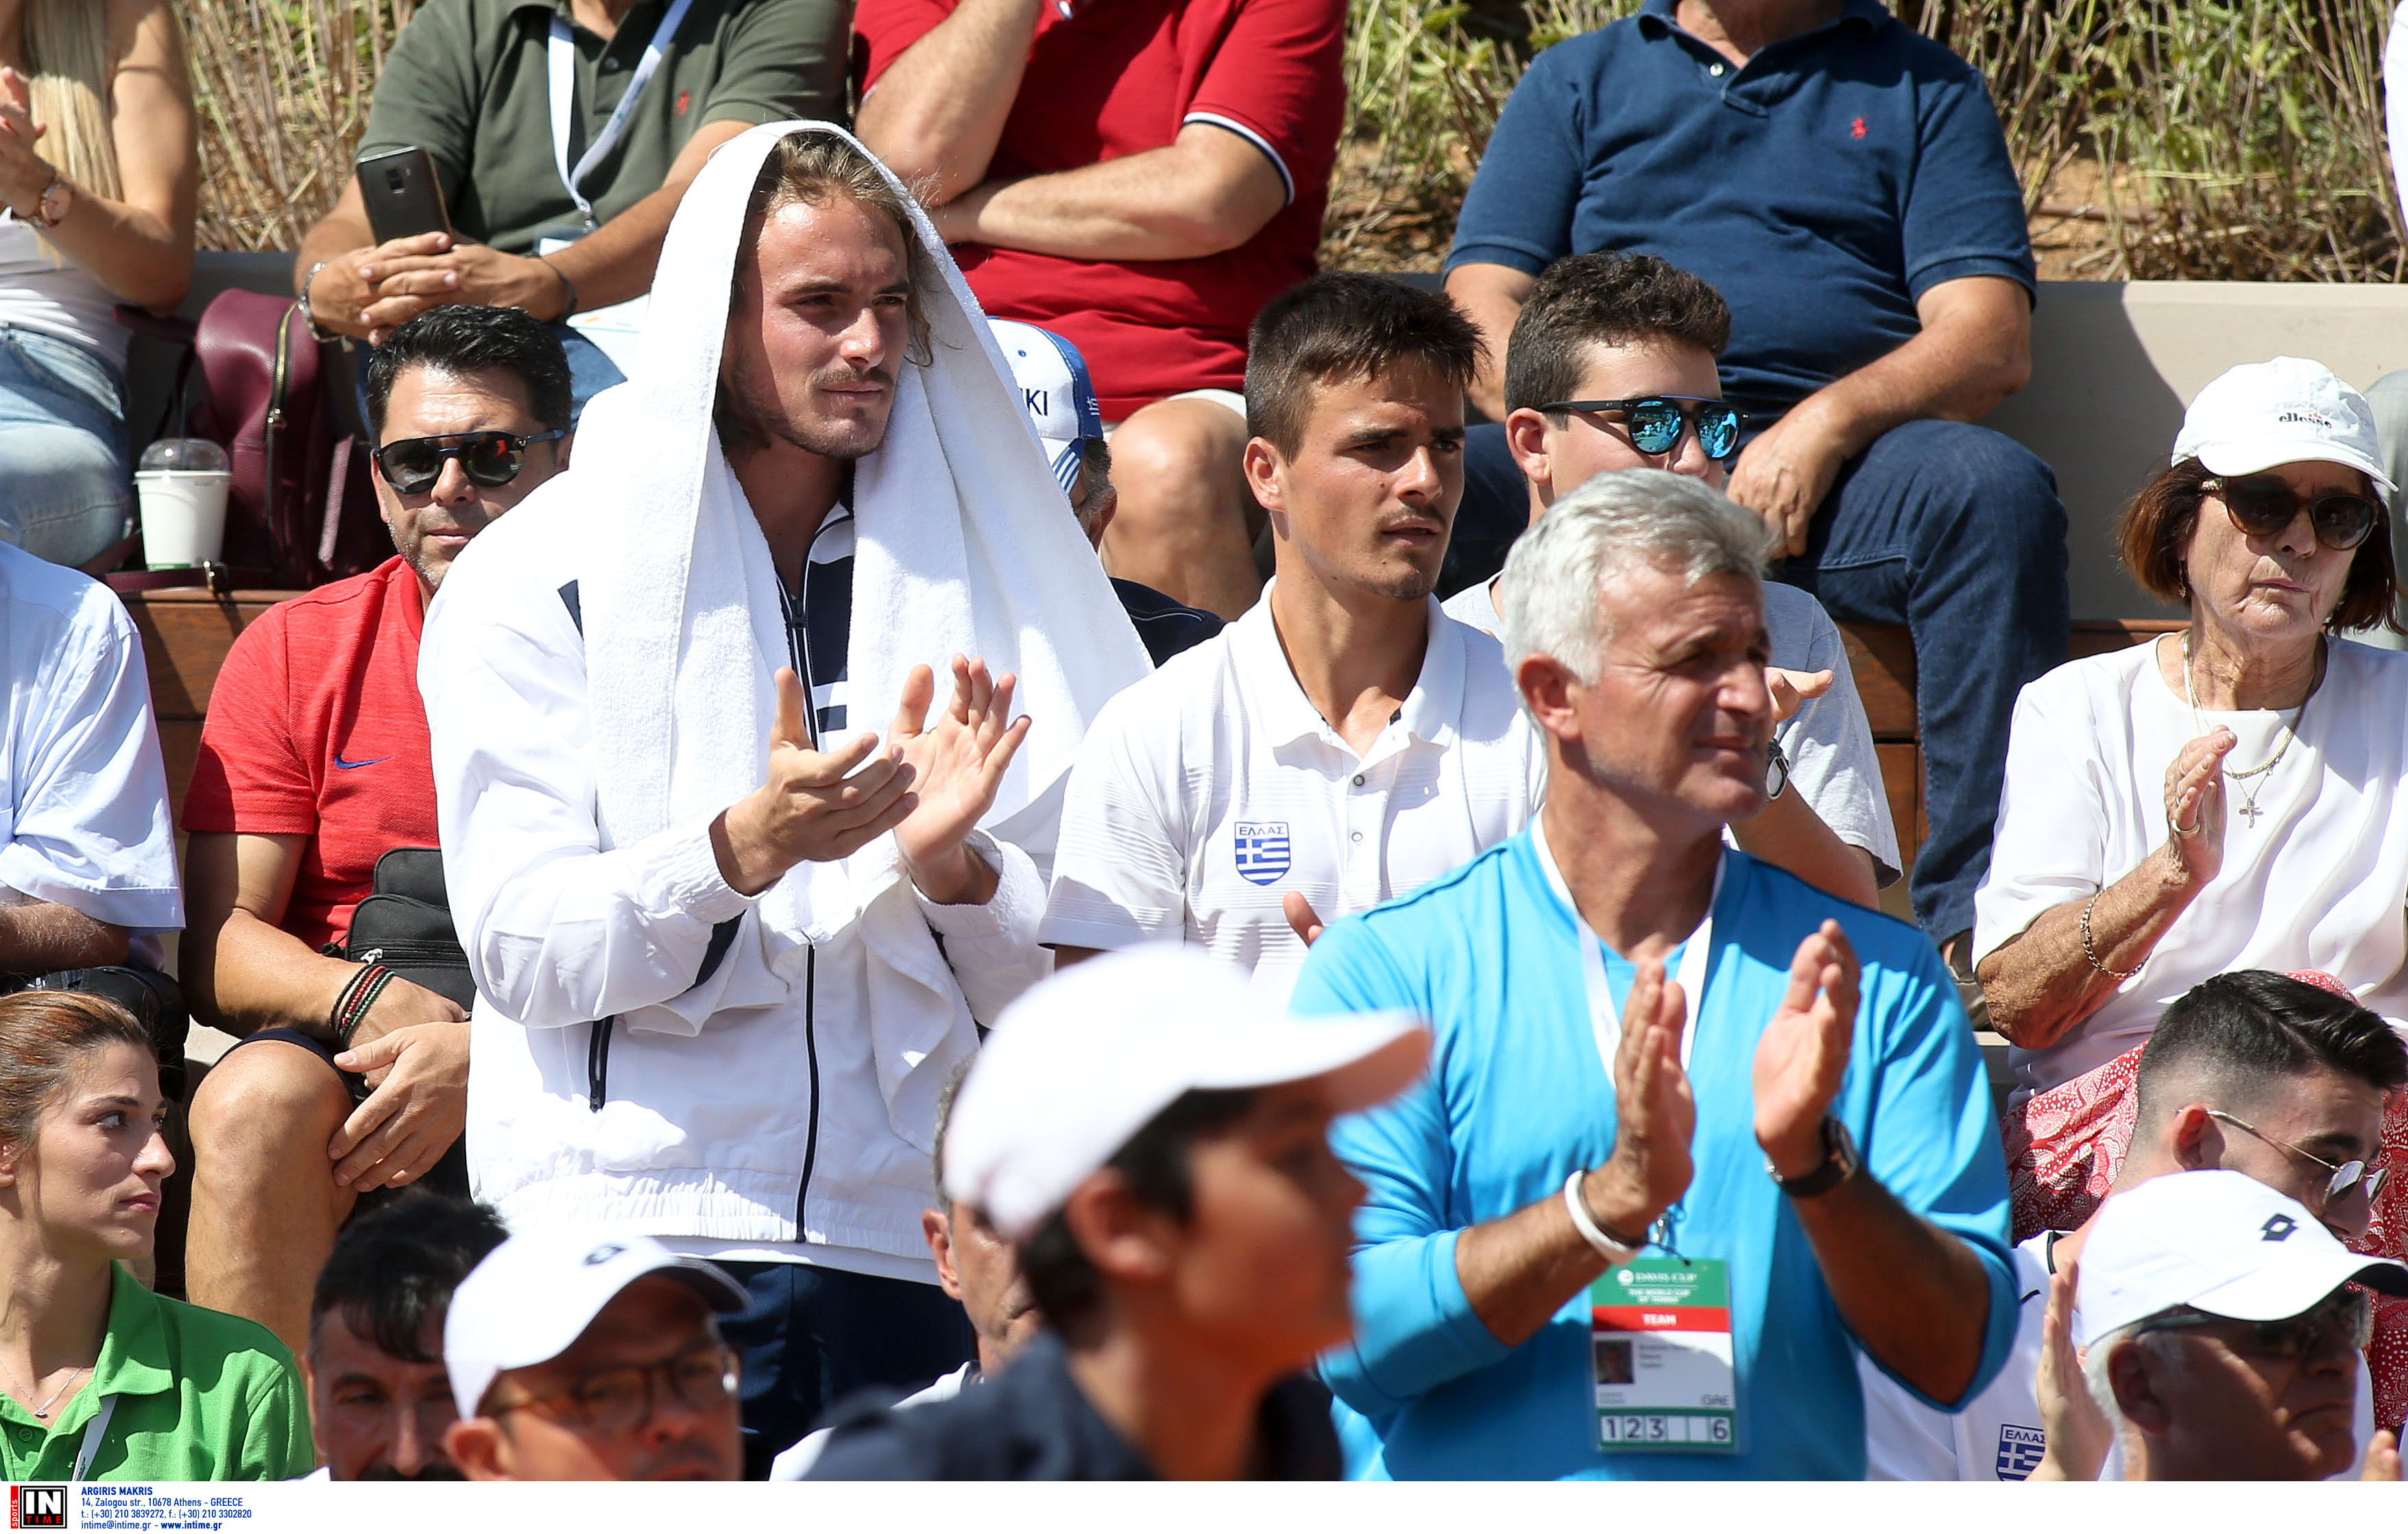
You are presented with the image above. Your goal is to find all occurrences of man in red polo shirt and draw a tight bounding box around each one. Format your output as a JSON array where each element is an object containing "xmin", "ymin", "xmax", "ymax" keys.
[
  {"xmin": 178, "ymin": 305, "xmax": 570, "ymax": 1354},
  {"xmin": 854, "ymin": 0, "xmax": 1344, "ymax": 622}
]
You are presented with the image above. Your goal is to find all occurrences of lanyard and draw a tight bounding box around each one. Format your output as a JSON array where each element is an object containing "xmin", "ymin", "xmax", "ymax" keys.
[
  {"xmin": 71, "ymin": 1394, "xmax": 117, "ymax": 1481},
  {"xmin": 549, "ymin": 0, "xmax": 698, "ymax": 230},
  {"xmin": 1530, "ymin": 820, "xmax": 1722, "ymax": 1078}
]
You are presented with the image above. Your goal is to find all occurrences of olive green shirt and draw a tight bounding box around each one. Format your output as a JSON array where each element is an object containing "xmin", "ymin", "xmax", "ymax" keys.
[
  {"xmin": 0, "ymin": 1264, "xmax": 313, "ymax": 1482},
  {"xmin": 357, "ymin": 0, "xmax": 850, "ymax": 256}
]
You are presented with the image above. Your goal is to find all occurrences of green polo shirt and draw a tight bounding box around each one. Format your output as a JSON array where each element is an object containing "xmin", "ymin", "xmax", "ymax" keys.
[
  {"xmin": 0, "ymin": 1265, "xmax": 313, "ymax": 1482},
  {"xmin": 357, "ymin": 0, "xmax": 849, "ymax": 256}
]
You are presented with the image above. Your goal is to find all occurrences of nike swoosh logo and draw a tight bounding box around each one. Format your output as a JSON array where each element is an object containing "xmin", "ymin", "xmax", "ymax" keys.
[{"xmin": 333, "ymin": 754, "xmax": 392, "ymax": 770}]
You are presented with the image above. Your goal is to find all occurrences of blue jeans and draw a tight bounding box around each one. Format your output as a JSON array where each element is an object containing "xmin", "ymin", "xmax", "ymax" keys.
[
  {"xmin": 1770, "ymin": 419, "xmax": 2068, "ymax": 941},
  {"xmin": 712, "ymin": 1259, "xmax": 975, "ymax": 1480},
  {"xmin": 0, "ymin": 325, "xmax": 132, "ymax": 568},
  {"xmin": 1452, "ymin": 417, "xmax": 2067, "ymax": 942}
]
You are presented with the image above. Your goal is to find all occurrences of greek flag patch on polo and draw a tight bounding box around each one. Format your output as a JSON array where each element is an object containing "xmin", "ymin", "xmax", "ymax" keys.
[
  {"xmin": 1995, "ymin": 1423, "xmax": 2045, "ymax": 1479},
  {"xmin": 1233, "ymin": 822, "xmax": 1292, "ymax": 886}
]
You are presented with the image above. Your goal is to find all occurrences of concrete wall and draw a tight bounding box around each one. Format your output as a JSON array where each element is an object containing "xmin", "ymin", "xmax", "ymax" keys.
[{"xmin": 1985, "ymin": 280, "xmax": 2408, "ymax": 621}]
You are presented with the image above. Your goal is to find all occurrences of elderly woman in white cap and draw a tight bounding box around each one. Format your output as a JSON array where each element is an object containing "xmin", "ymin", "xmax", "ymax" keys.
[{"xmin": 1975, "ymin": 357, "xmax": 2408, "ymax": 1240}]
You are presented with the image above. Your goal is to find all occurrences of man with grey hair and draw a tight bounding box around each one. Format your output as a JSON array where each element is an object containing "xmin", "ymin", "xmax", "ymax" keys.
[
  {"xmin": 1290, "ymin": 468, "xmax": 2016, "ymax": 1478},
  {"xmin": 2068, "ymin": 1169, "xmax": 2408, "ymax": 1481}
]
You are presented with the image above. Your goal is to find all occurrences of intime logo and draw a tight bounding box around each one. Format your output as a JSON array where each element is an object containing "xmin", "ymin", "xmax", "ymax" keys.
[{"xmin": 9, "ymin": 1485, "xmax": 67, "ymax": 1529}]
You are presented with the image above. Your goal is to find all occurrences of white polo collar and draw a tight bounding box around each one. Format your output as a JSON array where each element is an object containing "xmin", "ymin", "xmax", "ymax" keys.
[{"xmin": 1227, "ymin": 583, "xmax": 1463, "ymax": 757}]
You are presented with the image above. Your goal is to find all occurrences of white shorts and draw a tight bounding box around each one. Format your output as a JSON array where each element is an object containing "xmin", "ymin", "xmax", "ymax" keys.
[{"xmin": 1100, "ymin": 387, "xmax": 1248, "ymax": 440}]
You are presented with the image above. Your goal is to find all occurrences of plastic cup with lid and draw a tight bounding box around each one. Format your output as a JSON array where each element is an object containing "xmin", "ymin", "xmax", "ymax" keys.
[{"xmin": 134, "ymin": 437, "xmax": 232, "ymax": 569}]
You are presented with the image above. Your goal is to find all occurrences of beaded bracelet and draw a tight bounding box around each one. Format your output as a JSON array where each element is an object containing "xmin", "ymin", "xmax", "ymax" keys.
[
  {"xmin": 2078, "ymin": 893, "xmax": 2140, "ymax": 980},
  {"xmin": 330, "ymin": 963, "xmax": 395, "ymax": 1048}
]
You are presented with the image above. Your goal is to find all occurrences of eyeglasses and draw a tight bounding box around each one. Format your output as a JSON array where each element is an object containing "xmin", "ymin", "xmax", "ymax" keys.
[
  {"xmin": 372, "ymin": 429, "xmax": 564, "ymax": 496},
  {"xmin": 1538, "ymin": 396, "xmax": 1746, "ymax": 463},
  {"xmin": 2206, "ymin": 1108, "xmax": 2390, "ymax": 1207},
  {"xmin": 2202, "ymin": 475, "xmax": 2383, "ymax": 552},
  {"xmin": 487, "ymin": 1342, "xmax": 738, "ymax": 1437},
  {"xmin": 2131, "ymin": 1288, "xmax": 2374, "ymax": 1362},
  {"xmin": 1765, "ymin": 736, "xmax": 1790, "ymax": 799}
]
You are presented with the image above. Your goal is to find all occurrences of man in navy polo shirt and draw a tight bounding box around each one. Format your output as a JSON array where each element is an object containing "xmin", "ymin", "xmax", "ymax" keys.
[{"xmin": 1443, "ymin": 0, "xmax": 2068, "ymax": 966}]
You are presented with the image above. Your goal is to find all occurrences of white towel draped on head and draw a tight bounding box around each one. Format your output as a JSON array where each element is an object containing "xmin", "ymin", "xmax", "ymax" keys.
[{"xmin": 566, "ymin": 120, "xmax": 1148, "ymax": 1144}]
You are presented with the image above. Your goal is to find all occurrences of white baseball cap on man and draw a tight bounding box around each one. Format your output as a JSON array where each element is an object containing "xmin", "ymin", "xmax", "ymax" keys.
[
  {"xmin": 2075, "ymin": 1169, "xmax": 2408, "ymax": 1350},
  {"xmin": 442, "ymin": 1230, "xmax": 749, "ymax": 1419},
  {"xmin": 989, "ymin": 318, "xmax": 1106, "ymax": 495},
  {"xmin": 941, "ymin": 946, "xmax": 1429, "ymax": 1242},
  {"xmin": 2171, "ymin": 356, "xmax": 2396, "ymax": 495}
]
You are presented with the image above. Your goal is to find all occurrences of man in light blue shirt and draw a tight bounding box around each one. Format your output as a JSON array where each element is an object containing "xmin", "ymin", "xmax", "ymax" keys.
[{"xmin": 1291, "ymin": 469, "xmax": 2015, "ymax": 1479}]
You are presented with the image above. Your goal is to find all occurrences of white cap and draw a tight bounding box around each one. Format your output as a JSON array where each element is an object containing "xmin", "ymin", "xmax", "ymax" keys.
[
  {"xmin": 2075, "ymin": 1169, "xmax": 2408, "ymax": 1350},
  {"xmin": 443, "ymin": 1230, "xmax": 749, "ymax": 1419},
  {"xmin": 2170, "ymin": 356, "xmax": 2395, "ymax": 495},
  {"xmin": 941, "ymin": 946, "xmax": 1429, "ymax": 1242},
  {"xmin": 989, "ymin": 318, "xmax": 1105, "ymax": 495}
]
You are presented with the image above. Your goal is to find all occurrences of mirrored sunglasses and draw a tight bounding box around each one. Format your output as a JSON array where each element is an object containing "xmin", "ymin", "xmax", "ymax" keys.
[{"xmin": 1539, "ymin": 395, "xmax": 1746, "ymax": 463}]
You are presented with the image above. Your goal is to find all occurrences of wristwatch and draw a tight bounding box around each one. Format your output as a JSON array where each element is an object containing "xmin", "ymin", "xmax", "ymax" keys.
[
  {"xmin": 1766, "ymin": 1114, "xmax": 1858, "ymax": 1199},
  {"xmin": 18, "ymin": 172, "xmax": 69, "ymax": 230}
]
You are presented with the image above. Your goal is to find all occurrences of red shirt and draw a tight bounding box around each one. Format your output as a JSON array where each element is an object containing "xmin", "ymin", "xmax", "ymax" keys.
[
  {"xmin": 856, "ymin": 0, "xmax": 1345, "ymax": 419},
  {"xmin": 182, "ymin": 558, "xmax": 437, "ymax": 951}
]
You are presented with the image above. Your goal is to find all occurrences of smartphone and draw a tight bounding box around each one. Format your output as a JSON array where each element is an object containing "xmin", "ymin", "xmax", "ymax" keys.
[{"xmin": 356, "ymin": 146, "xmax": 453, "ymax": 245}]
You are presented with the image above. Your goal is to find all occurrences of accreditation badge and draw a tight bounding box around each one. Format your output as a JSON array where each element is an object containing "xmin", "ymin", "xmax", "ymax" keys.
[{"xmin": 1587, "ymin": 1257, "xmax": 1738, "ymax": 1452}]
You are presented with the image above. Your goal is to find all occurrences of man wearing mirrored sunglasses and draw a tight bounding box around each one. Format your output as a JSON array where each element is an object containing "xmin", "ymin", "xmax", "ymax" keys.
[
  {"xmin": 180, "ymin": 305, "xmax": 571, "ymax": 1355},
  {"xmin": 443, "ymin": 1231, "xmax": 747, "ymax": 1481},
  {"xmin": 1443, "ymin": 252, "xmax": 1896, "ymax": 911},
  {"xmin": 1861, "ymin": 969, "xmax": 2408, "ymax": 1481},
  {"xmin": 1443, "ymin": 0, "xmax": 2069, "ymax": 973},
  {"xmin": 2072, "ymin": 1169, "xmax": 2408, "ymax": 1481}
]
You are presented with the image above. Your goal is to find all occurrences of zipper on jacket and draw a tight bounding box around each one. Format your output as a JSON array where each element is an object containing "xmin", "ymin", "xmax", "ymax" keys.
[
  {"xmin": 796, "ymin": 945, "xmax": 819, "ymax": 1231},
  {"xmin": 588, "ymin": 1016, "xmax": 615, "ymax": 1110}
]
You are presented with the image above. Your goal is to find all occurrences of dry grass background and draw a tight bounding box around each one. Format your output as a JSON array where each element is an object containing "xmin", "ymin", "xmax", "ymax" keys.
[{"xmin": 182, "ymin": 0, "xmax": 2407, "ymax": 282}]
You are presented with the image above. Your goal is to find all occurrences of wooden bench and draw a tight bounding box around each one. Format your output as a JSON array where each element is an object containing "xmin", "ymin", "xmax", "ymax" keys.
[{"xmin": 124, "ymin": 586, "xmax": 303, "ymax": 821}]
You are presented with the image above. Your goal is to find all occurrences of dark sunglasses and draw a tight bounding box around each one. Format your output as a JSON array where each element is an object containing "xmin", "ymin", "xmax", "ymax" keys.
[
  {"xmin": 2204, "ymin": 475, "xmax": 2383, "ymax": 552},
  {"xmin": 2132, "ymin": 1288, "xmax": 2374, "ymax": 1362},
  {"xmin": 1539, "ymin": 396, "xmax": 1746, "ymax": 463},
  {"xmin": 373, "ymin": 429, "xmax": 564, "ymax": 495}
]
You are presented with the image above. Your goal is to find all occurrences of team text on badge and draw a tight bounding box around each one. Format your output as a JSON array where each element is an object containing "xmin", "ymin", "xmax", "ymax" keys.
[{"xmin": 1588, "ymin": 1256, "xmax": 1739, "ymax": 1453}]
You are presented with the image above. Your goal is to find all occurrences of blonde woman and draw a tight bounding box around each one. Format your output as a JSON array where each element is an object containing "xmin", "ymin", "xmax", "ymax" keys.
[{"xmin": 0, "ymin": 0, "xmax": 194, "ymax": 570}]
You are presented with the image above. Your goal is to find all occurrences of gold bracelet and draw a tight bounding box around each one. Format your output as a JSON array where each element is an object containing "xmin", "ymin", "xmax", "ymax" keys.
[{"xmin": 2079, "ymin": 892, "xmax": 2141, "ymax": 980}]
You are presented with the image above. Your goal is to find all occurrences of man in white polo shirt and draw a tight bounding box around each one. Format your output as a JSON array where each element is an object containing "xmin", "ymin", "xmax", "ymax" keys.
[{"xmin": 1042, "ymin": 273, "xmax": 1539, "ymax": 995}]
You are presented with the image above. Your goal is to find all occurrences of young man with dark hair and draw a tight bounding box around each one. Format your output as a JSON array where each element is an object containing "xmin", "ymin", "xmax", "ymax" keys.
[
  {"xmin": 302, "ymin": 1194, "xmax": 509, "ymax": 1481},
  {"xmin": 805, "ymin": 947, "xmax": 1427, "ymax": 1479},
  {"xmin": 1043, "ymin": 273, "xmax": 1543, "ymax": 995},
  {"xmin": 1862, "ymin": 969, "xmax": 2408, "ymax": 1479},
  {"xmin": 180, "ymin": 306, "xmax": 573, "ymax": 1356},
  {"xmin": 422, "ymin": 124, "xmax": 1149, "ymax": 1476},
  {"xmin": 1444, "ymin": 0, "xmax": 2069, "ymax": 962},
  {"xmin": 1449, "ymin": 251, "xmax": 1896, "ymax": 908}
]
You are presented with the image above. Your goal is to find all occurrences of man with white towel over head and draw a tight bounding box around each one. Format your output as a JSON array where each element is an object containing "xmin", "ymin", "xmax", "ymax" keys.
[{"xmin": 418, "ymin": 121, "xmax": 1151, "ymax": 1478}]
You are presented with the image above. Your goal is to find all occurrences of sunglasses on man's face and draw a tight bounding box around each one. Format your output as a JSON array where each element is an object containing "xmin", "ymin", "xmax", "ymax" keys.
[
  {"xmin": 2132, "ymin": 1288, "xmax": 2374, "ymax": 1364},
  {"xmin": 372, "ymin": 429, "xmax": 564, "ymax": 496},
  {"xmin": 1539, "ymin": 396, "xmax": 1746, "ymax": 463},
  {"xmin": 2204, "ymin": 475, "xmax": 2383, "ymax": 552}
]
